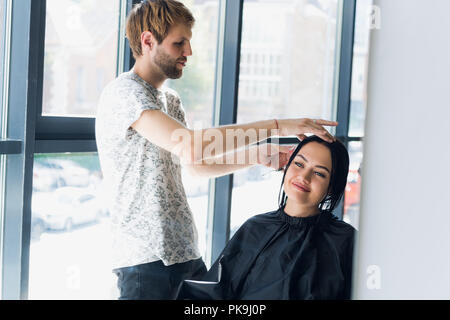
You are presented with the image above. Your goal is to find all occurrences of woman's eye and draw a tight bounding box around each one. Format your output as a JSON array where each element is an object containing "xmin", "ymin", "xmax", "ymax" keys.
[
  {"xmin": 295, "ymin": 162, "xmax": 304, "ymax": 168},
  {"xmin": 315, "ymin": 172, "xmax": 326, "ymax": 178},
  {"xmin": 175, "ymin": 42, "xmax": 183, "ymax": 46}
]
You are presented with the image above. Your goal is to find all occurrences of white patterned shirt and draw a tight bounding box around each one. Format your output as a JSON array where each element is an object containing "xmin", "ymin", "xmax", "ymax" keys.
[{"xmin": 95, "ymin": 70, "xmax": 201, "ymax": 269}]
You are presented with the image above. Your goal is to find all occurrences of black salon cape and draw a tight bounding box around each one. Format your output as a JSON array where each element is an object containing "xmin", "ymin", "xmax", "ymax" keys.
[{"xmin": 177, "ymin": 208, "xmax": 356, "ymax": 300}]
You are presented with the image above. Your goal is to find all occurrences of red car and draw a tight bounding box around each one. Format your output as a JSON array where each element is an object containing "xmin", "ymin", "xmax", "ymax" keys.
[{"xmin": 344, "ymin": 169, "xmax": 361, "ymax": 214}]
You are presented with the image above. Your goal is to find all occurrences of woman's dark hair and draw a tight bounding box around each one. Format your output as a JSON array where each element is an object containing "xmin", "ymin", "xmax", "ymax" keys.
[{"xmin": 278, "ymin": 135, "xmax": 350, "ymax": 214}]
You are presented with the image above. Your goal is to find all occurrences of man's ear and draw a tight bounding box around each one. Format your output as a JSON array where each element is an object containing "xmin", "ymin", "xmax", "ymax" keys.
[{"xmin": 141, "ymin": 31, "xmax": 155, "ymax": 54}]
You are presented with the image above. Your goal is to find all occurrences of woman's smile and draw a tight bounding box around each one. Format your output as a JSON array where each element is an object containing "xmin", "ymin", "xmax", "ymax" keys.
[{"xmin": 292, "ymin": 181, "xmax": 311, "ymax": 192}]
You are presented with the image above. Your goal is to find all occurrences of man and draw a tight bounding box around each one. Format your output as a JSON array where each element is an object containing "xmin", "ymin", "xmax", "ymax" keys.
[{"xmin": 95, "ymin": 0, "xmax": 337, "ymax": 300}]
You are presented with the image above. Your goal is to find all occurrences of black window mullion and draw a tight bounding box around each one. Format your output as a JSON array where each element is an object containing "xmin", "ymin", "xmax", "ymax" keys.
[
  {"xmin": 336, "ymin": 0, "xmax": 357, "ymax": 142},
  {"xmin": 34, "ymin": 140, "xmax": 97, "ymax": 154},
  {"xmin": 0, "ymin": 140, "xmax": 22, "ymax": 155},
  {"xmin": 36, "ymin": 117, "xmax": 95, "ymax": 141},
  {"xmin": 33, "ymin": 0, "xmax": 46, "ymax": 126}
]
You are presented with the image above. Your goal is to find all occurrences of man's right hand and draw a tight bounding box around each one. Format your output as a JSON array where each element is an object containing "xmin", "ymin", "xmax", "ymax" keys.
[{"xmin": 277, "ymin": 118, "xmax": 338, "ymax": 143}]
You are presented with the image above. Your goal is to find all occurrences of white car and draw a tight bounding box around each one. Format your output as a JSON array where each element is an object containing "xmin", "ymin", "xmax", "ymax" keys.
[
  {"xmin": 45, "ymin": 159, "xmax": 91, "ymax": 188},
  {"xmin": 32, "ymin": 187, "xmax": 105, "ymax": 231},
  {"xmin": 33, "ymin": 161, "xmax": 66, "ymax": 192}
]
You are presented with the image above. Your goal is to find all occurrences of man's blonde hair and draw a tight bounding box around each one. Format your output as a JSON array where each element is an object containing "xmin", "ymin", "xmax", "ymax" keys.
[{"xmin": 126, "ymin": 0, "xmax": 195, "ymax": 59}]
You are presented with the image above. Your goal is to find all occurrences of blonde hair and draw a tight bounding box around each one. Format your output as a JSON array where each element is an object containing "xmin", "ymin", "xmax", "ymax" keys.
[{"xmin": 126, "ymin": 0, "xmax": 195, "ymax": 59}]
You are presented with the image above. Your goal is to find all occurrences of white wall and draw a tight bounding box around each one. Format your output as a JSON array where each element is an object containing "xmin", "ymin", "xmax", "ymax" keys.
[{"xmin": 353, "ymin": 0, "xmax": 450, "ymax": 299}]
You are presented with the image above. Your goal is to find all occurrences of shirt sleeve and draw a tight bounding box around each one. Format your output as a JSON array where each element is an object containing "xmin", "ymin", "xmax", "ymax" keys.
[
  {"xmin": 107, "ymin": 79, "xmax": 163, "ymax": 140},
  {"xmin": 165, "ymin": 88, "xmax": 188, "ymax": 128},
  {"xmin": 178, "ymin": 99, "xmax": 188, "ymax": 128}
]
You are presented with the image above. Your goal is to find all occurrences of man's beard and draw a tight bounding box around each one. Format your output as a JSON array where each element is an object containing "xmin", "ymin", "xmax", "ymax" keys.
[{"xmin": 154, "ymin": 46, "xmax": 183, "ymax": 79}]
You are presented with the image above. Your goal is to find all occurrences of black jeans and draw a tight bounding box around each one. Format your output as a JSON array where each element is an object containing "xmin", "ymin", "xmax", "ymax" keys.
[{"xmin": 113, "ymin": 258, "xmax": 207, "ymax": 300}]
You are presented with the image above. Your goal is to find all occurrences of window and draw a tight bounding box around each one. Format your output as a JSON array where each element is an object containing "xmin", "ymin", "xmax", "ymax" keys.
[
  {"xmin": 42, "ymin": 0, "xmax": 121, "ymax": 118},
  {"xmin": 231, "ymin": 0, "xmax": 342, "ymax": 236}
]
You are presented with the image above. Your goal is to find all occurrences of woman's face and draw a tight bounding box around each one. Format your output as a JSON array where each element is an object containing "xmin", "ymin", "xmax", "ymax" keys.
[{"xmin": 283, "ymin": 142, "xmax": 332, "ymax": 210}]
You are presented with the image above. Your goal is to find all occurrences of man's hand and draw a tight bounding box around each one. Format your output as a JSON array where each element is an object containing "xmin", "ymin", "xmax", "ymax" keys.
[
  {"xmin": 256, "ymin": 144, "xmax": 296, "ymax": 170},
  {"xmin": 277, "ymin": 119, "xmax": 338, "ymax": 143}
]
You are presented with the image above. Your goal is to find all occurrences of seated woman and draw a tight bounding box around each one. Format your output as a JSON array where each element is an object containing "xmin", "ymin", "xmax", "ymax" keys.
[{"xmin": 177, "ymin": 135, "xmax": 356, "ymax": 300}]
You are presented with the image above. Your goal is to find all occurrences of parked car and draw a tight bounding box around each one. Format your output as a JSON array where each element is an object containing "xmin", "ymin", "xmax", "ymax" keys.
[
  {"xmin": 344, "ymin": 168, "xmax": 361, "ymax": 214},
  {"xmin": 45, "ymin": 159, "xmax": 91, "ymax": 188},
  {"xmin": 33, "ymin": 161, "xmax": 66, "ymax": 192},
  {"xmin": 33, "ymin": 158, "xmax": 95, "ymax": 192},
  {"xmin": 32, "ymin": 187, "xmax": 105, "ymax": 232}
]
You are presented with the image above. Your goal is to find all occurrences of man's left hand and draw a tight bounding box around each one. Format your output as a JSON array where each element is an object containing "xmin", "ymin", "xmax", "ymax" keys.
[{"xmin": 256, "ymin": 144, "xmax": 296, "ymax": 170}]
